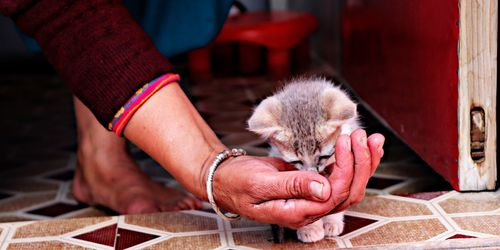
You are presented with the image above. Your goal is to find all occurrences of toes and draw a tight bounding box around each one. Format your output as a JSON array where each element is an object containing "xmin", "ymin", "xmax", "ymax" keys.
[
  {"xmin": 182, "ymin": 197, "xmax": 203, "ymax": 210},
  {"xmin": 125, "ymin": 199, "xmax": 161, "ymax": 214},
  {"xmin": 323, "ymin": 213, "xmax": 345, "ymax": 237},
  {"xmin": 297, "ymin": 227, "xmax": 325, "ymax": 243},
  {"xmin": 164, "ymin": 197, "xmax": 203, "ymax": 211},
  {"xmin": 296, "ymin": 220, "xmax": 325, "ymax": 243},
  {"xmin": 324, "ymin": 221, "xmax": 345, "ymax": 237},
  {"xmin": 159, "ymin": 203, "xmax": 180, "ymax": 212}
]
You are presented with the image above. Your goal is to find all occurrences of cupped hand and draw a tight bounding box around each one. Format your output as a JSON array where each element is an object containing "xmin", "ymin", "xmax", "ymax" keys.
[
  {"xmin": 326, "ymin": 129, "xmax": 385, "ymax": 213},
  {"xmin": 212, "ymin": 156, "xmax": 333, "ymax": 228},
  {"xmin": 210, "ymin": 129, "xmax": 384, "ymax": 228}
]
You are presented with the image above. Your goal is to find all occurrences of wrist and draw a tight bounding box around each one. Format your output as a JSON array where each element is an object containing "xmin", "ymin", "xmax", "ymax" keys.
[{"xmin": 196, "ymin": 145, "xmax": 227, "ymax": 201}]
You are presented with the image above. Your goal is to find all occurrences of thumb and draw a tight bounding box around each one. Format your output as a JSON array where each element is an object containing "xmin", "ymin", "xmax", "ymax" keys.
[{"xmin": 259, "ymin": 171, "xmax": 332, "ymax": 202}]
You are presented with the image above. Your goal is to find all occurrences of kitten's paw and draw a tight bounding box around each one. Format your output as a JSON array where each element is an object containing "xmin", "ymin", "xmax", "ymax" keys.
[
  {"xmin": 323, "ymin": 212, "xmax": 345, "ymax": 237},
  {"xmin": 323, "ymin": 220, "xmax": 345, "ymax": 237},
  {"xmin": 296, "ymin": 220, "xmax": 325, "ymax": 243}
]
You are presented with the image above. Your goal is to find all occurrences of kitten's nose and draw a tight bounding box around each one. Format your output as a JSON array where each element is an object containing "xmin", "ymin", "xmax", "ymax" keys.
[{"xmin": 306, "ymin": 166, "xmax": 319, "ymax": 173}]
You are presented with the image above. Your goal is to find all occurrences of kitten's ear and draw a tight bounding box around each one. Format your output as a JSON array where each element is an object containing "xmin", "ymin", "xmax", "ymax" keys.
[
  {"xmin": 320, "ymin": 87, "xmax": 357, "ymax": 122},
  {"xmin": 247, "ymin": 96, "xmax": 285, "ymax": 139}
]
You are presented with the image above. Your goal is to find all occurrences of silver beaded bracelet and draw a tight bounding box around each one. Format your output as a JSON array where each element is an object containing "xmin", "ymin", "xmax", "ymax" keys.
[{"xmin": 206, "ymin": 148, "xmax": 246, "ymax": 221}]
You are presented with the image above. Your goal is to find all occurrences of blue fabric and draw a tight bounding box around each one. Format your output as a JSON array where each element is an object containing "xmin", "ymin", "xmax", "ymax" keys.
[{"xmin": 21, "ymin": 0, "xmax": 234, "ymax": 57}]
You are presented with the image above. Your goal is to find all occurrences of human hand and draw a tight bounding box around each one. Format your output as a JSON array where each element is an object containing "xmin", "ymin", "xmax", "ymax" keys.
[
  {"xmin": 211, "ymin": 156, "xmax": 334, "ymax": 228},
  {"xmin": 326, "ymin": 129, "xmax": 385, "ymax": 213}
]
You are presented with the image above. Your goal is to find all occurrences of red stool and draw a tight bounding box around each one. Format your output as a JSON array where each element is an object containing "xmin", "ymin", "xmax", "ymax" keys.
[{"xmin": 188, "ymin": 11, "xmax": 319, "ymax": 82}]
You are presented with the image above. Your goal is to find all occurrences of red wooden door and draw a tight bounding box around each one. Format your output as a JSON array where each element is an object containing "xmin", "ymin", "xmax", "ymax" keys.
[{"xmin": 341, "ymin": 0, "xmax": 497, "ymax": 191}]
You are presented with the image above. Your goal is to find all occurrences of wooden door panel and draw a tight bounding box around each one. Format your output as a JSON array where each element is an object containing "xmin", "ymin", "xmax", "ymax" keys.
[{"xmin": 341, "ymin": 0, "xmax": 497, "ymax": 190}]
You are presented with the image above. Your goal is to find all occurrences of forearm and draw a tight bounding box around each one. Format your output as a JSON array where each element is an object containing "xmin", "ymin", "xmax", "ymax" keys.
[{"xmin": 124, "ymin": 82, "xmax": 225, "ymax": 200}]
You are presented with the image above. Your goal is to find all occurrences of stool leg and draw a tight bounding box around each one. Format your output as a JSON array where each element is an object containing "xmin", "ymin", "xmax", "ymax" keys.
[
  {"xmin": 188, "ymin": 47, "xmax": 212, "ymax": 83},
  {"xmin": 268, "ymin": 48, "xmax": 290, "ymax": 80},
  {"xmin": 239, "ymin": 43, "xmax": 261, "ymax": 75},
  {"xmin": 292, "ymin": 39, "xmax": 310, "ymax": 72}
]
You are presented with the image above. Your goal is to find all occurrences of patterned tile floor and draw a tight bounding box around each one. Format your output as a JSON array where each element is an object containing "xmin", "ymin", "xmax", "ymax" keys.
[{"xmin": 0, "ymin": 67, "xmax": 499, "ymax": 249}]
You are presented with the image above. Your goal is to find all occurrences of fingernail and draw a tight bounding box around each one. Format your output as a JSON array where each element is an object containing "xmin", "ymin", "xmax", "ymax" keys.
[{"xmin": 310, "ymin": 181, "xmax": 325, "ymax": 199}]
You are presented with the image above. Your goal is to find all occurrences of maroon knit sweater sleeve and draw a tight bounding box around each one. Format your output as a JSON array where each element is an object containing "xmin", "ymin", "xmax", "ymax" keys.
[{"xmin": 0, "ymin": 0, "xmax": 175, "ymax": 126}]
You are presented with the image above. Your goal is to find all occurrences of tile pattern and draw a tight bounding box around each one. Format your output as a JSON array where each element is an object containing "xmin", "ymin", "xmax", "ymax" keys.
[
  {"xmin": 73, "ymin": 224, "xmax": 117, "ymax": 247},
  {"xmin": 0, "ymin": 72, "xmax": 499, "ymax": 249},
  {"xmin": 116, "ymin": 228, "xmax": 159, "ymax": 250}
]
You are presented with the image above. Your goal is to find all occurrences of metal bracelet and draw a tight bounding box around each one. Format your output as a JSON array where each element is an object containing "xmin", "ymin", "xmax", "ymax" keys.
[{"xmin": 206, "ymin": 148, "xmax": 246, "ymax": 221}]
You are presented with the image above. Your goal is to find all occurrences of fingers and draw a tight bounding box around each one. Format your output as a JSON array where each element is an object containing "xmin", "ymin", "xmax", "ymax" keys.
[
  {"xmin": 328, "ymin": 134, "xmax": 354, "ymax": 208},
  {"xmin": 367, "ymin": 133, "xmax": 385, "ymax": 175},
  {"xmin": 329, "ymin": 130, "xmax": 383, "ymax": 213},
  {"xmin": 250, "ymin": 198, "xmax": 333, "ymax": 228},
  {"xmin": 346, "ymin": 129, "xmax": 372, "ymax": 205},
  {"xmin": 257, "ymin": 171, "xmax": 332, "ymax": 202}
]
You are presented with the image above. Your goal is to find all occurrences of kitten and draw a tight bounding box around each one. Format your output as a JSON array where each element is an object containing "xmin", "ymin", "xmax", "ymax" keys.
[{"xmin": 247, "ymin": 77, "xmax": 360, "ymax": 243}]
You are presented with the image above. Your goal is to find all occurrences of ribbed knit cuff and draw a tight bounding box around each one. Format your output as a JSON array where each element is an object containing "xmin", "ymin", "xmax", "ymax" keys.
[
  {"xmin": 108, "ymin": 73, "xmax": 180, "ymax": 136},
  {"xmin": 12, "ymin": 0, "xmax": 175, "ymax": 126}
]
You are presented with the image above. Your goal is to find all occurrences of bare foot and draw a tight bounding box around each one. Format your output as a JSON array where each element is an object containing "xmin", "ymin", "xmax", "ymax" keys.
[{"xmin": 72, "ymin": 97, "xmax": 202, "ymax": 214}]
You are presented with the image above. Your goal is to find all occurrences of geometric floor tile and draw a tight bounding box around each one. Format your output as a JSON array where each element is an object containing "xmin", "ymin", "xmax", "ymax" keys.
[
  {"xmin": 7, "ymin": 241, "xmax": 88, "ymax": 250},
  {"xmin": 340, "ymin": 215, "xmax": 378, "ymax": 236},
  {"xmin": 446, "ymin": 234, "xmax": 477, "ymax": 240},
  {"xmin": 143, "ymin": 234, "xmax": 220, "ymax": 250},
  {"xmin": 0, "ymin": 179, "xmax": 60, "ymax": 193},
  {"xmin": 453, "ymin": 215, "xmax": 500, "ymax": 236},
  {"xmin": 395, "ymin": 191, "xmax": 449, "ymax": 201},
  {"xmin": 73, "ymin": 224, "xmax": 117, "ymax": 247},
  {"xmin": 26, "ymin": 202, "xmax": 88, "ymax": 217},
  {"xmin": 350, "ymin": 196, "xmax": 432, "ymax": 217},
  {"xmin": 230, "ymin": 217, "xmax": 267, "ymax": 229},
  {"xmin": 350, "ymin": 219, "xmax": 447, "ymax": 246},
  {"xmin": 0, "ymin": 193, "xmax": 57, "ymax": 212},
  {"xmin": 0, "ymin": 215, "xmax": 33, "ymax": 223},
  {"xmin": 367, "ymin": 177, "xmax": 405, "ymax": 190},
  {"xmin": 116, "ymin": 228, "xmax": 159, "ymax": 250},
  {"xmin": 438, "ymin": 193, "xmax": 500, "ymax": 214},
  {"xmin": 124, "ymin": 212, "xmax": 218, "ymax": 233},
  {"xmin": 14, "ymin": 217, "xmax": 111, "ymax": 238},
  {"xmin": 232, "ymin": 229, "xmax": 338, "ymax": 249},
  {"xmin": 45, "ymin": 169, "xmax": 75, "ymax": 181}
]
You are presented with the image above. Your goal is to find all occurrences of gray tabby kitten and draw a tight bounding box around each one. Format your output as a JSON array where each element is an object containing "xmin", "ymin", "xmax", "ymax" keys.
[{"xmin": 247, "ymin": 77, "xmax": 360, "ymax": 243}]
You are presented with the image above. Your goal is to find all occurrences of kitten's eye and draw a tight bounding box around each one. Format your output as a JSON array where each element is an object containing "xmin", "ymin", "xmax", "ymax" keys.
[
  {"xmin": 289, "ymin": 160, "xmax": 303, "ymax": 165},
  {"xmin": 318, "ymin": 155, "xmax": 332, "ymax": 161}
]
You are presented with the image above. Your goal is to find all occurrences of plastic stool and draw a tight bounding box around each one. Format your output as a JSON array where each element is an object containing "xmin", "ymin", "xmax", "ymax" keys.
[{"xmin": 188, "ymin": 11, "xmax": 319, "ymax": 81}]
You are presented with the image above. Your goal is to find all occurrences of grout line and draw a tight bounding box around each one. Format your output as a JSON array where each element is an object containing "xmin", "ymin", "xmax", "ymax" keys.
[
  {"xmin": 344, "ymin": 211, "xmax": 387, "ymax": 221},
  {"xmin": 0, "ymin": 224, "xmax": 10, "ymax": 250},
  {"xmin": 61, "ymin": 217, "xmax": 117, "ymax": 238},
  {"xmin": 1, "ymin": 223, "xmax": 18, "ymax": 250},
  {"xmin": 380, "ymin": 179, "xmax": 416, "ymax": 194},
  {"xmin": 114, "ymin": 223, "xmax": 171, "ymax": 237},
  {"xmin": 429, "ymin": 199, "xmax": 462, "ymax": 232},
  {"xmin": 426, "ymin": 230, "xmax": 457, "ymax": 241},
  {"xmin": 222, "ymin": 220, "xmax": 235, "ymax": 248},
  {"xmin": 124, "ymin": 235, "xmax": 173, "ymax": 250},
  {"xmin": 447, "ymin": 210, "xmax": 500, "ymax": 217},
  {"xmin": 455, "ymin": 229, "xmax": 500, "ymax": 238},
  {"xmin": 60, "ymin": 237, "xmax": 114, "ymax": 250},
  {"xmin": 370, "ymin": 173, "xmax": 410, "ymax": 180},
  {"xmin": 341, "ymin": 219, "xmax": 390, "ymax": 241}
]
